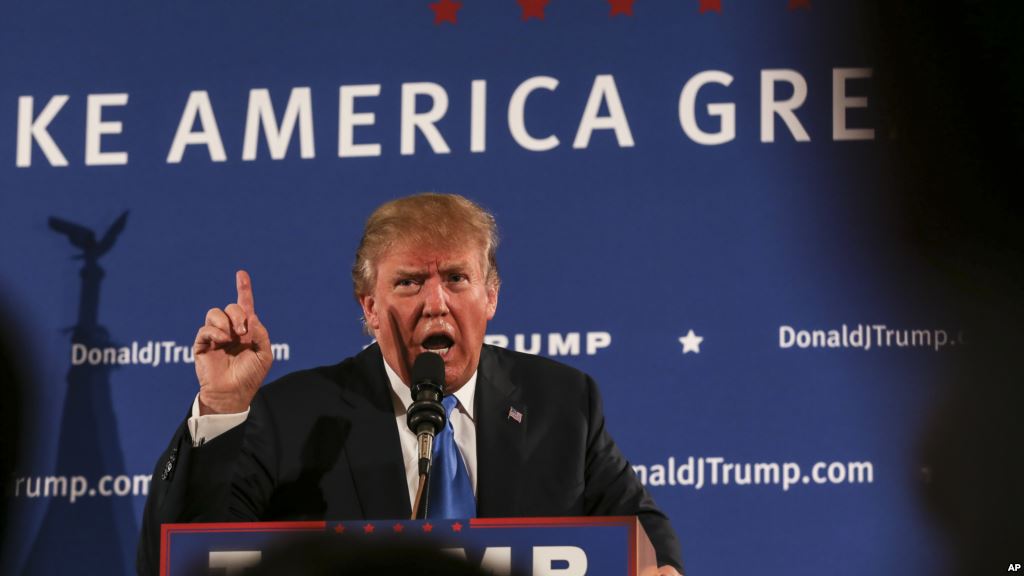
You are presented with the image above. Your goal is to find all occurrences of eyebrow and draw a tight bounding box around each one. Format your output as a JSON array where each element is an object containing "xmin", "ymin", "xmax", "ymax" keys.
[
  {"xmin": 438, "ymin": 261, "xmax": 471, "ymax": 273},
  {"xmin": 389, "ymin": 266, "xmax": 425, "ymax": 274},
  {"xmin": 390, "ymin": 261, "xmax": 472, "ymax": 278},
  {"xmin": 391, "ymin": 267, "xmax": 428, "ymax": 279}
]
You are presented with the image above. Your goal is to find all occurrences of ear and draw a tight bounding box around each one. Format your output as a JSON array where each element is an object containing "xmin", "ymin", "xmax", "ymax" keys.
[
  {"xmin": 485, "ymin": 282, "xmax": 499, "ymax": 321},
  {"xmin": 359, "ymin": 293, "xmax": 380, "ymax": 331}
]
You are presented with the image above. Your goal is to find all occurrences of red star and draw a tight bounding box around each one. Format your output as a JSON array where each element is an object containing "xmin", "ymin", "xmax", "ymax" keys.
[
  {"xmin": 392, "ymin": 523, "xmax": 405, "ymax": 533},
  {"xmin": 452, "ymin": 522, "xmax": 464, "ymax": 532},
  {"xmin": 333, "ymin": 524, "xmax": 346, "ymax": 534},
  {"xmin": 787, "ymin": 0, "xmax": 810, "ymax": 10},
  {"xmin": 422, "ymin": 522, "xmax": 434, "ymax": 533},
  {"xmin": 363, "ymin": 523, "xmax": 375, "ymax": 534},
  {"xmin": 608, "ymin": 0, "xmax": 633, "ymax": 16},
  {"xmin": 698, "ymin": 0, "xmax": 720, "ymax": 13},
  {"xmin": 517, "ymin": 0, "xmax": 548, "ymax": 21},
  {"xmin": 429, "ymin": 0, "xmax": 462, "ymax": 25}
]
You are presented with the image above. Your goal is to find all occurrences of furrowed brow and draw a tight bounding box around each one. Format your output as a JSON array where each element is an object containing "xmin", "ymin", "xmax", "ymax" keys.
[
  {"xmin": 438, "ymin": 261, "xmax": 472, "ymax": 275},
  {"xmin": 439, "ymin": 259, "xmax": 471, "ymax": 270},
  {"xmin": 391, "ymin": 267, "xmax": 428, "ymax": 280}
]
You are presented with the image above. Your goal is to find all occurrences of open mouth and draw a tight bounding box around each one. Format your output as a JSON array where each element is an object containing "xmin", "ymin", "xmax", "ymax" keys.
[{"xmin": 421, "ymin": 333, "xmax": 454, "ymax": 357}]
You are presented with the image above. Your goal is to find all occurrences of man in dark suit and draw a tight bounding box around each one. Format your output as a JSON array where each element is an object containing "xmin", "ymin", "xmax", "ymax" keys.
[{"xmin": 137, "ymin": 194, "xmax": 683, "ymax": 575}]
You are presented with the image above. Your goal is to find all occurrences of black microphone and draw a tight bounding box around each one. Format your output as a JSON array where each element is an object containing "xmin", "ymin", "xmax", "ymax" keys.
[{"xmin": 406, "ymin": 352, "xmax": 446, "ymax": 476}]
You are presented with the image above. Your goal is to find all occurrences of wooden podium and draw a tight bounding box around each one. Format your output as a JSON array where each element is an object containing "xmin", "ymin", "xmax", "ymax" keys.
[{"xmin": 161, "ymin": 516, "xmax": 658, "ymax": 576}]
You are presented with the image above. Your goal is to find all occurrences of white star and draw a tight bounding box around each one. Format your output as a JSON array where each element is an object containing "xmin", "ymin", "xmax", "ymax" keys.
[{"xmin": 678, "ymin": 330, "xmax": 703, "ymax": 354}]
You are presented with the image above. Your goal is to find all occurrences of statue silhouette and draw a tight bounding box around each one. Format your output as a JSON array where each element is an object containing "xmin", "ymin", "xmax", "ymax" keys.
[{"xmin": 20, "ymin": 212, "xmax": 137, "ymax": 574}]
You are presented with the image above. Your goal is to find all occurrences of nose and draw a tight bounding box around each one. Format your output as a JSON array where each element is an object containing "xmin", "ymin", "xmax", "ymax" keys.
[{"xmin": 422, "ymin": 278, "xmax": 449, "ymax": 317}]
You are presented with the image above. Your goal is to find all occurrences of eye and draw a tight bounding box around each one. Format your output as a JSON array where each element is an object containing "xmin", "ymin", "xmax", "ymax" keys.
[
  {"xmin": 395, "ymin": 278, "xmax": 420, "ymax": 290},
  {"xmin": 448, "ymin": 273, "xmax": 468, "ymax": 283}
]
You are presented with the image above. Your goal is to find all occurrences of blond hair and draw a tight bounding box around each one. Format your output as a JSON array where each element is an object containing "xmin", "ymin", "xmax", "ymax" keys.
[{"xmin": 352, "ymin": 193, "xmax": 500, "ymax": 299}]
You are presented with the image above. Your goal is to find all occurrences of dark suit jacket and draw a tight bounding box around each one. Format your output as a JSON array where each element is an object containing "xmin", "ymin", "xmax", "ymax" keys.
[{"xmin": 137, "ymin": 344, "xmax": 683, "ymax": 574}]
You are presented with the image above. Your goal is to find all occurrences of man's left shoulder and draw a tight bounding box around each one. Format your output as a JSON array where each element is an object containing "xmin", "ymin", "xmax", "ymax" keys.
[{"xmin": 481, "ymin": 344, "xmax": 593, "ymax": 392}]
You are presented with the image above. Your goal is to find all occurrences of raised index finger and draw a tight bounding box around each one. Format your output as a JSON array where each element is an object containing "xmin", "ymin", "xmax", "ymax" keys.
[{"xmin": 236, "ymin": 269, "xmax": 256, "ymax": 314}]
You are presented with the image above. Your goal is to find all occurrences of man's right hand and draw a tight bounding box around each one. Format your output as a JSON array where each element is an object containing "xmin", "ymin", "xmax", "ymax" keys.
[{"xmin": 193, "ymin": 270, "xmax": 274, "ymax": 415}]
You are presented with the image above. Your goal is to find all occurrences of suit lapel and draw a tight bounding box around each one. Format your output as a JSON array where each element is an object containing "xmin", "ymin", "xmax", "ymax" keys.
[
  {"xmin": 342, "ymin": 344, "xmax": 411, "ymax": 519},
  {"xmin": 475, "ymin": 346, "xmax": 527, "ymax": 517}
]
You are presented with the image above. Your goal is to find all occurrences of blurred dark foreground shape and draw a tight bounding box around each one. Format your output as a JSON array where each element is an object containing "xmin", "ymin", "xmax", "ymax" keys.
[{"xmin": 872, "ymin": 1, "xmax": 1024, "ymax": 574}]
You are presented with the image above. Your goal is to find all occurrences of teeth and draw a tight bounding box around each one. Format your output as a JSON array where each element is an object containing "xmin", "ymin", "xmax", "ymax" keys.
[{"xmin": 425, "ymin": 347, "xmax": 450, "ymax": 356}]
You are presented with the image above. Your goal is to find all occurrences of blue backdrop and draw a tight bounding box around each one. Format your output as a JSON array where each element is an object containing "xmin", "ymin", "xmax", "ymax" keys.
[{"xmin": 1, "ymin": 1, "xmax": 957, "ymax": 574}]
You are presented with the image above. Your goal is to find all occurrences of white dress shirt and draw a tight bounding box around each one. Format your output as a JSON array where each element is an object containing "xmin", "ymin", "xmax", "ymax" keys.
[
  {"xmin": 186, "ymin": 357, "xmax": 479, "ymax": 510},
  {"xmin": 187, "ymin": 396, "xmax": 249, "ymax": 446}
]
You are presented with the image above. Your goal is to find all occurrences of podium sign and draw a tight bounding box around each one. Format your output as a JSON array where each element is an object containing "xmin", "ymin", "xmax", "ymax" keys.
[{"xmin": 161, "ymin": 517, "xmax": 657, "ymax": 576}]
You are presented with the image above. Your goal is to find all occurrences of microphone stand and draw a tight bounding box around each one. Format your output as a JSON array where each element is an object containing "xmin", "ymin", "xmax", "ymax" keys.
[
  {"xmin": 410, "ymin": 433, "xmax": 433, "ymax": 519},
  {"xmin": 411, "ymin": 474, "xmax": 429, "ymax": 520}
]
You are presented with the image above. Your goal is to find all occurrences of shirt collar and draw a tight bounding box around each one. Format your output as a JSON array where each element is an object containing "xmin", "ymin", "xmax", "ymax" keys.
[{"xmin": 384, "ymin": 356, "xmax": 476, "ymax": 420}]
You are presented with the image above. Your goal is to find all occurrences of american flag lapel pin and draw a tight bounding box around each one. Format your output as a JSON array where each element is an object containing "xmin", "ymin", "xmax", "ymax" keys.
[{"xmin": 507, "ymin": 406, "xmax": 523, "ymax": 424}]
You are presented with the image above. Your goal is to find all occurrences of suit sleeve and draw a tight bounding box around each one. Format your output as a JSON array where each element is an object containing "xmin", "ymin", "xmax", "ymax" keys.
[
  {"xmin": 581, "ymin": 375, "xmax": 684, "ymax": 572},
  {"xmin": 135, "ymin": 410, "xmax": 249, "ymax": 576}
]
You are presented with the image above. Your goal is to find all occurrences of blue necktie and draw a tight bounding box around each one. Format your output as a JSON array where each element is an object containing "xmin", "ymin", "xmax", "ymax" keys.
[{"xmin": 427, "ymin": 395, "xmax": 476, "ymax": 518}]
